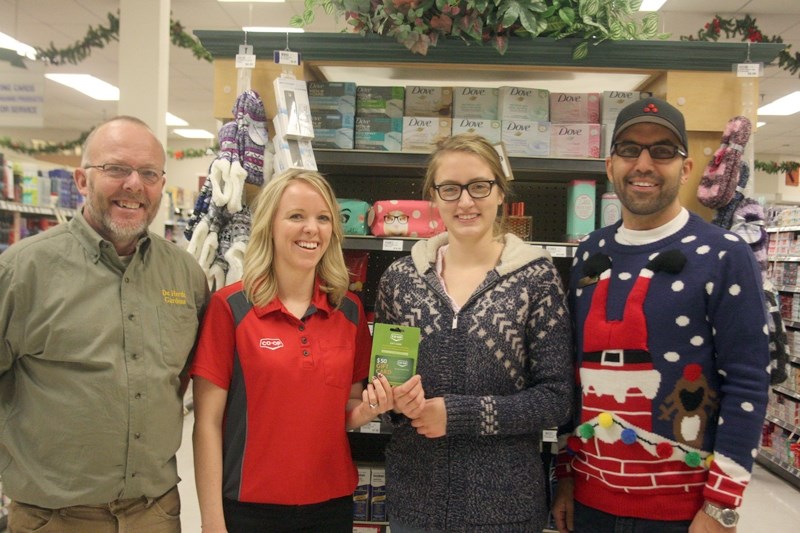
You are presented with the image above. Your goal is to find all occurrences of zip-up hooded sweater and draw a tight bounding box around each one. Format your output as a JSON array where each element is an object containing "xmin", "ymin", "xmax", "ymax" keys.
[
  {"xmin": 375, "ymin": 233, "xmax": 573, "ymax": 532},
  {"xmin": 558, "ymin": 213, "xmax": 770, "ymax": 521}
]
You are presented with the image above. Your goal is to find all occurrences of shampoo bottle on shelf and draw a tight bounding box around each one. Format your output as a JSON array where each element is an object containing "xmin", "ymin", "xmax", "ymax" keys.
[{"xmin": 601, "ymin": 182, "xmax": 622, "ymax": 227}]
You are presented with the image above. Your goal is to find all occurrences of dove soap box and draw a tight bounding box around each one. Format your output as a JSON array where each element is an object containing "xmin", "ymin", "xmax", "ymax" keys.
[
  {"xmin": 369, "ymin": 323, "xmax": 420, "ymax": 386},
  {"xmin": 498, "ymin": 86, "xmax": 550, "ymax": 121},
  {"xmin": 451, "ymin": 118, "xmax": 502, "ymax": 144},
  {"xmin": 356, "ymin": 86, "xmax": 405, "ymax": 118},
  {"xmin": 453, "ymin": 86, "xmax": 499, "ymax": 119},
  {"xmin": 404, "ymin": 85, "xmax": 453, "ymax": 117},
  {"xmin": 402, "ymin": 117, "xmax": 452, "ymax": 152},
  {"xmin": 307, "ymin": 81, "xmax": 356, "ymax": 115},
  {"xmin": 501, "ymin": 120, "xmax": 551, "ymax": 157},
  {"xmin": 354, "ymin": 117, "xmax": 403, "ymax": 151}
]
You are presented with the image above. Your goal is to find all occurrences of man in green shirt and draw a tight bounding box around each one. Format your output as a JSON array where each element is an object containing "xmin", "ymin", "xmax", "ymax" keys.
[{"xmin": 0, "ymin": 116, "xmax": 209, "ymax": 532}]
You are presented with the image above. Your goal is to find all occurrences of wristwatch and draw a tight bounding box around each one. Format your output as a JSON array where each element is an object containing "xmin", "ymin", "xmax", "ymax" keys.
[{"xmin": 702, "ymin": 501, "xmax": 739, "ymax": 528}]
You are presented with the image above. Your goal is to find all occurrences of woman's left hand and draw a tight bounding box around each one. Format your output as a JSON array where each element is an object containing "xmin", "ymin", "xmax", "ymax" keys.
[{"xmin": 362, "ymin": 373, "xmax": 394, "ymax": 415}]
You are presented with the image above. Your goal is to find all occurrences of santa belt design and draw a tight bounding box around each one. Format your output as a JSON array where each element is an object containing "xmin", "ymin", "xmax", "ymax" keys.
[{"xmin": 583, "ymin": 349, "xmax": 651, "ymax": 365}]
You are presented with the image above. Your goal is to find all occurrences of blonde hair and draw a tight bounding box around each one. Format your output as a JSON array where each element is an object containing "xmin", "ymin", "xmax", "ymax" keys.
[
  {"xmin": 423, "ymin": 133, "xmax": 511, "ymax": 237},
  {"xmin": 243, "ymin": 170, "xmax": 350, "ymax": 308}
]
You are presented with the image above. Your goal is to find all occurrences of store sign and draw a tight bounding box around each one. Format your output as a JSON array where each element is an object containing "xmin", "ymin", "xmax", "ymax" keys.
[{"xmin": 0, "ymin": 69, "xmax": 44, "ymax": 127}]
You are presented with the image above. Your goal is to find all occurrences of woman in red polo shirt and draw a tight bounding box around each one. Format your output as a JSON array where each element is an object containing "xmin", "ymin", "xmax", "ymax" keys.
[{"xmin": 190, "ymin": 169, "xmax": 395, "ymax": 533}]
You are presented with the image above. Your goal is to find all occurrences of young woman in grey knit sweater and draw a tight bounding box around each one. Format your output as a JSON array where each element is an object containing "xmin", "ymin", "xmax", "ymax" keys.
[{"xmin": 376, "ymin": 134, "xmax": 574, "ymax": 533}]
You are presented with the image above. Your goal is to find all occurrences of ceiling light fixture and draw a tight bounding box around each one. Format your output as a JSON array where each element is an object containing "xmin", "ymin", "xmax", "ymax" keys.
[
  {"xmin": 758, "ymin": 91, "xmax": 800, "ymax": 116},
  {"xmin": 166, "ymin": 113, "xmax": 189, "ymax": 126},
  {"xmin": 44, "ymin": 74, "xmax": 119, "ymax": 100},
  {"xmin": 242, "ymin": 26, "xmax": 304, "ymax": 33},
  {"xmin": 0, "ymin": 31, "xmax": 37, "ymax": 60},
  {"xmin": 639, "ymin": 0, "xmax": 667, "ymax": 11},
  {"xmin": 173, "ymin": 129, "xmax": 215, "ymax": 139}
]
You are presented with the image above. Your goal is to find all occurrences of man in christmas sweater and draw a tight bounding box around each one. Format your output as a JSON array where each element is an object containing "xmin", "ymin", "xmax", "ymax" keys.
[{"xmin": 552, "ymin": 98, "xmax": 770, "ymax": 532}]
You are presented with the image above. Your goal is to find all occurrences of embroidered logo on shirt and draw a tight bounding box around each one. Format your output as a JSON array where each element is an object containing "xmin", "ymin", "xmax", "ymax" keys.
[
  {"xmin": 259, "ymin": 338, "xmax": 284, "ymax": 350},
  {"xmin": 162, "ymin": 289, "xmax": 187, "ymax": 305}
]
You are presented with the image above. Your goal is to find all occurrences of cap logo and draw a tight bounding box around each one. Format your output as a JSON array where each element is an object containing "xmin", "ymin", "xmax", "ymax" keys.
[{"xmin": 644, "ymin": 103, "xmax": 659, "ymax": 113}]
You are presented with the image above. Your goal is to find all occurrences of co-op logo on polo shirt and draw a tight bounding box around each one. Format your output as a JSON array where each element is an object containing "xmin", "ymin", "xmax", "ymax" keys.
[{"xmin": 259, "ymin": 338, "xmax": 284, "ymax": 350}]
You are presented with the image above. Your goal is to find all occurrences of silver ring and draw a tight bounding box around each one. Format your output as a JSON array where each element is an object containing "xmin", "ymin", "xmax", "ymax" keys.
[{"xmin": 369, "ymin": 402, "xmax": 378, "ymax": 409}]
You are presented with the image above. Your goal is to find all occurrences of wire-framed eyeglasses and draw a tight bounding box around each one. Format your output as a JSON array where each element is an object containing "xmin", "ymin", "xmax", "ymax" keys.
[
  {"xmin": 433, "ymin": 180, "xmax": 496, "ymax": 202},
  {"xmin": 84, "ymin": 163, "xmax": 165, "ymax": 184},
  {"xmin": 611, "ymin": 142, "xmax": 687, "ymax": 160}
]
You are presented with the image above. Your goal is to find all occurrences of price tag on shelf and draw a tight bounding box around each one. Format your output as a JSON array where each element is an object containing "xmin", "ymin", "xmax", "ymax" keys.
[
  {"xmin": 542, "ymin": 429, "xmax": 558, "ymax": 442},
  {"xmin": 235, "ymin": 45, "xmax": 256, "ymax": 69},
  {"xmin": 545, "ymin": 245, "xmax": 568, "ymax": 258},
  {"xmin": 360, "ymin": 421, "xmax": 381, "ymax": 434},
  {"xmin": 382, "ymin": 239, "xmax": 404, "ymax": 252},
  {"xmin": 274, "ymin": 50, "xmax": 301, "ymax": 66},
  {"xmin": 735, "ymin": 62, "xmax": 763, "ymax": 77}
]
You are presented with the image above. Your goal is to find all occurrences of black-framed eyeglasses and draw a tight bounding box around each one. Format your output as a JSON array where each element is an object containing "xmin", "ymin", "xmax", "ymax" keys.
[
  {"xmin": 433, "ymin": 180, "xmax": 496, "ymax": 202},
  {"xmin": 84, "ymin": 163, "xmax": 165, "ymax": 184},
  {"xmin": 612, "ymin": 142, "xmax": 687, "ymax": 160},
  {"xmin": 384, "ymin": 214, "xmax": 409, "ymax": 224}
]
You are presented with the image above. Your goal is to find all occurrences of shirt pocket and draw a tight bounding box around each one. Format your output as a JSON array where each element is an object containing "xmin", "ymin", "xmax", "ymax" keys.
[
  {"xmin": 319, "ymin": 340, "xmax": 355, "ymax": 389},
  {"xmin": 156, "ymin": 305, "xmax": 200, "ymax": 371}
]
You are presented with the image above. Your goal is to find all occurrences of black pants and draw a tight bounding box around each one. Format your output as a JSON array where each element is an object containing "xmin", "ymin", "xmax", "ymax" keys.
[{"xmin": 222, "ymin": 495, "xmax": 352, "ymax": 533}]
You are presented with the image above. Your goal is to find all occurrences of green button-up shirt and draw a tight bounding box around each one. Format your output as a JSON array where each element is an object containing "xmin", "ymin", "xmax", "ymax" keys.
[{"xmin": 0, "ymin": 210, "xmax": 209, "ymax": 508}]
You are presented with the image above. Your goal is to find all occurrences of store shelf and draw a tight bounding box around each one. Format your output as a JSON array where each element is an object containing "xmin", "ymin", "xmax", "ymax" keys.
[
  {"xmin": 782, "ymin": 319, "xmax": 800, "ymax": 330},
  {"xmin": 768, "ymin": 255, "xmax": 800, "ymax": 262},
  {"xmin": 0, "ymin": 200, "xmax": 76, "ymax": 218},
  {"xmin": 774, "ymin": 385, "xmax": 800, "ymax": 402},
  {"xmin": 767, "ymin": 226, "xmax": 800, "ymax": 233},
  {"xmin": 756, "ymin": 450, "xmax": 800, "ymax": 489},
  {"xmin": 344, "ymin": 235, "xmax": 578, "ymax": 257},
  {"xmin": 315, "ymin": 149, "xmax": 606, "ymax": 181},
  {"xmin": 766, "ymin": 414, "xmax": 800, "ymax": 435},
  {"xmin": 776, "ymin": 285, "xmax": 800, "ymax": 293}
]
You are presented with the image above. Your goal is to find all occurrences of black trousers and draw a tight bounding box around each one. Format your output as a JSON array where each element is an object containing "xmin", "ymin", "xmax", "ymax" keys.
[{"xmin": 222, "ymin": 495, "xmax": 353, "ymax": 533}]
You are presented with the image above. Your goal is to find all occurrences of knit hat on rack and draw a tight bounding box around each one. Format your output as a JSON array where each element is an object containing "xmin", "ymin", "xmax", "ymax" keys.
[
  {"xmin": 712, "ymin": 162, "xmax": 750, "ymax": 230},
  {"xmin": 235, "ymin": 90, "xmax": 268, "ymax": 186},
  {"xmin": 698, "ymin": 116, "xmax": 751, "ymax": 209},
  {"xmin": 184, "ymin": 175, "xmax": 213, "ymax": 241}
]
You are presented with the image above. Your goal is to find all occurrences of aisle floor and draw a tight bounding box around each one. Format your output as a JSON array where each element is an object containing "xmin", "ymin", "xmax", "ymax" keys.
[{"xmin": 176, "ymin": 411, "xmax": 800, "ymax": 532}]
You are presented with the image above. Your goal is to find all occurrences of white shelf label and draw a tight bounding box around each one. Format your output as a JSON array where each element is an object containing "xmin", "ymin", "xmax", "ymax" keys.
[
  {"xmin": 382, "ymin": 239, "xmax": 404, "ymax": 252},
  {"xmin": 274, "ymin": 50, "xmax": 301, "ymax": 66},
  {"xmin": 542, "ymin": 429, "xmax": 558, "ymax": 442},
  {"xmin": 545, "ymin": 245, "xmax": 568, "ymax": 257},
  {"xmin": 736, "ymin": 62, "xmax": 762, "ymax": 77}
]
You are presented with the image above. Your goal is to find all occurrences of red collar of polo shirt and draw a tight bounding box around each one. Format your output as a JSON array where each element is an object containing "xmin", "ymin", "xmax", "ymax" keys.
[{"xmin": 253, "ymin": 276, "xmax": 334, "ymax": 319}]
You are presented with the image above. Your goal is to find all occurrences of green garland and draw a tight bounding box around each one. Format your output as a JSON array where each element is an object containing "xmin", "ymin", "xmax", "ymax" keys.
[
  {"xmin": 755, "ymin": 160, "xmax": 800, "ymax": 175},
  {"xmin": 1, "ymin": 131, "xmax": 215, "ymax": 160},
  {"xmin": 681, "ymin": 14, "xmax": 799, "ymax": 77},
  {"xmin": 34, "ymin": 12, "xmax": 212, "ymax": 65}
]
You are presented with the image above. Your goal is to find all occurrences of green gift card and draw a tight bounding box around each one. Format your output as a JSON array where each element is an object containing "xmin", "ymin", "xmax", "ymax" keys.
[{"xmin": 369, "ymin": 323, "xmax": 420, "ymax": 386}]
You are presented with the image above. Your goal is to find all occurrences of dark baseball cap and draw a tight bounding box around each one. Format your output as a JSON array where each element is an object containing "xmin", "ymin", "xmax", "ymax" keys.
[{"xmin": 612, "ymin": 97, "xmax": 688, "ymax": 153}]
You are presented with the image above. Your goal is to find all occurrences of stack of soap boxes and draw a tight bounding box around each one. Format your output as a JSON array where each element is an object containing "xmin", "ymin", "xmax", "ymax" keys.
[
  {"xmin": 355, "ymin": 86, "xmax": 405, "ymax": 151},
  {"xmin": 402, "ymin": 86, "xmax": 453, "ymax": 152},
  {"xmin": 272, "ymin": 77, "xmax": 317, "ymax": 171},
  {"xmin": 308, "ymin": 81, "xmax": 356, "ymax": 150},
  {"xmin": 353, "ymin": 465, "xmax": 387, "ymax": 523}
]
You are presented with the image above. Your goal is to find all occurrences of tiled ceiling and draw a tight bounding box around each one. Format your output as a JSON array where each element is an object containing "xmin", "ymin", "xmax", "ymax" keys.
[{"xmin": 0, "ymin": 0, "xmax": 798, "ymax": 157}]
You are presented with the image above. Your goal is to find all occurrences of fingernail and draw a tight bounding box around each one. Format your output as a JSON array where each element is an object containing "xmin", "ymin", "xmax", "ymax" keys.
[{"xmin": 377, "ymin": 372, "xmax": 384, "ymax": 378}]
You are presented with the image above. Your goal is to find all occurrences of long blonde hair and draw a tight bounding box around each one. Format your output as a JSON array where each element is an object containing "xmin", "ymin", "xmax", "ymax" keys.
[
  {"xmin": 243, "ymin": 170, "xmax": 349, "ymax": 308},
  {"xmin": 423, "ymin": 133, "xmax": 511, "ymax": 237}
]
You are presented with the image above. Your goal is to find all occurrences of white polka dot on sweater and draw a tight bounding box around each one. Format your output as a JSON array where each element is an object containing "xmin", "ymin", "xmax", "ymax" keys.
[
  {"xmin": 664, "ymin": 352, "xmax": 680, "ymax": 362},
  {"xmin": 741, "ymin": 402, "xmax": 754, "ymax": 412},
  {"xmin": 690, "ymin": 336, "xmax": 704, "ymax": 346},
  {"xmin": 719, "ymin": 416, "xmax": 724, "ymax": 425},
  {"xmin": 696, "ymin": 245, "xmax": 710, "ymax": 255},
  {"xmin": 763, "ymin": 324, "xmax": 769, "ymax": 335},
  {"xmin": 572, "ymin": 256, "xmax": 578, "ymax": 267},
  {"xmin": 724, "ymin": 234, "xmax": 739, "ymax": 242},
  {"xmin": 706, "ymin": 282, "xmax": 714, "ymax": 295},
  {"xmin": 576, "ymin": 288, "xmax": 583, "ymax": 297},
  {"xmin": 672, "ymin": 281, "xmax": 684, "ymax": 292},
  {"xmin": 718, "ymin": 251, "xmax": 727, "ymax": 259},
  {"xmin": 719, "ymin": 369, "xmax": 727, "ymax": 377},
  {"xmin": 676, "ymin": 316, "xmax": 690, "ymax": 327},
  {"xmin": 619, "ymin": 272, "xmax": 632, "ymax": 280},
  {"xmin": 583, "ymin": 251, "xmax": 590, "ymax": 261},
  {"xmin": 766, "ymin": 363, "xmax": 772, "ymax": 374},
  {"xmin": 649, "ymin": 252, "xmax": 659, "ymax": 260},
  {"xmin": 599, "ymin": 239, "xmax": 606, "ymax": 247},
  {"xmin": 729, "ymin": 284, "xmax": 741, "ymax": 296},
  {"xmin": 751, "ymin": 448, "xmax": 758, "ymax": 458},
  {"xmin": 682, "ymin": 235, "xmax": 697, "ymax": 243}
]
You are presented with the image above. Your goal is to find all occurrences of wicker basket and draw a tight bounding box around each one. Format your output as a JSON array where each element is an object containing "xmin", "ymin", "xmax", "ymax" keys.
[{"xmin": 502, "ymin": 216, "xmax": 533, "ymax": 241}]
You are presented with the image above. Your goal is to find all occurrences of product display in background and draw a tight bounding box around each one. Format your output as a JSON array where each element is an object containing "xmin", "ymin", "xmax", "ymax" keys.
[
  {"xmin": 337, "ymin": 198, "xmax": 371, "ymax": 235},
  {"xmin": 344, "ymin": 250, "xmax": 369, "ymax": 293},
  {"xmin": 404, "ymin": 85, "xmax": 453, "ymax": 117},
  {"xmin": 368, "ymin": 199, "xmax": 444, "ymax": 238},
  {"xmin": 401, "ymin": 117, "xmax": 452, "ymax": 153},
  {"xmin": 600, "ymin": 183, "xmax": 621, "ymax": 227},
  {"xmin": 566, "ymin": 179, "xmax": 596, "ymax": 242}
]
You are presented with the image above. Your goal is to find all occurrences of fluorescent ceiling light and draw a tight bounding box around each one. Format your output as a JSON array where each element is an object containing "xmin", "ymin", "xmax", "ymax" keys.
[
  {"xmin": 45, "ymin": 74, "xmax": 119, "ymax": 100},
  {"xmin": 0, "ymin": 31, "xmax": 37, "ymax": 60},
  {"xmin": 173, "ymin": 129, "xmax": 215, "ymax": 139},
  {"xmin": 639, "ymin": 0, "xmax": 667, "ymax": 11},
  {"xmin": 243, "ymin": 26, "xmax": 304, "ymax": 33},
  {"xmin": 758, "ymin": 91, "xmax": 800, "ymax": 116},
  {"xmin": 166, "ymin": 113, "xmax": 189, "ymax": 126}
]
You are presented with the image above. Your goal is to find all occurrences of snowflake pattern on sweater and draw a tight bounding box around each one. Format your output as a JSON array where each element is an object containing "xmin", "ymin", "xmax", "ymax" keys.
[{"xmin": 560, "ymin": 213, "xmax": 770, "ymax": 521}]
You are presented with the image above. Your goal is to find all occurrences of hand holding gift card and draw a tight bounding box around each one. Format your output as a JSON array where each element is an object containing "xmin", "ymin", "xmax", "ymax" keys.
[{"xmin": 369, "ymin": 323, "xmax": 420, "ymax": 386}]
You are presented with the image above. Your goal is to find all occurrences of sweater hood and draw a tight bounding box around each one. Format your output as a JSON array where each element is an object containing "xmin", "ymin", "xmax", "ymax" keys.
[{"xmin": 410, "ymin": 232, "xmax": 551, "ymax": 276}]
